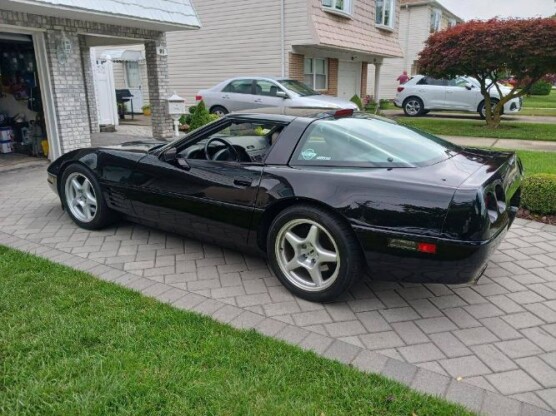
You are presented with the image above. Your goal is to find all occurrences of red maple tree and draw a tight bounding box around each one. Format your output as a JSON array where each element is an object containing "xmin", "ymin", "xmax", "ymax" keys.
[{"xmin": 418, "ymin": 18, "xmax": 556, "ymax": 127}]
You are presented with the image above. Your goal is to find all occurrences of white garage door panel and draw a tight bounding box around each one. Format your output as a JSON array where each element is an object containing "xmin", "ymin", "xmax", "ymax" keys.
[{"xmin": 338, "ymin": 61, "xmax": 360, "ymax": 99}]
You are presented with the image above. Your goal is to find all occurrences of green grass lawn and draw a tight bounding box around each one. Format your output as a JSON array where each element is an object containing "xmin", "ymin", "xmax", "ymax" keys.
[
  {"xmin": 0, "ymin": 246, "xmax": 472, "ymax": 416},
  {"xmin": 398, "ymin": 118, "xmax": 556, "ymax": 141},
  {"xmin": 518, "ymin": 107, "xmax": 556, "ymax": 117},
  {"xmin": 514, "ymin": 150, "xmax": 556, "ymax": 175},
  {"xmin": 521, "ymin": 90, "xmax": 556, "ymax": 109}
]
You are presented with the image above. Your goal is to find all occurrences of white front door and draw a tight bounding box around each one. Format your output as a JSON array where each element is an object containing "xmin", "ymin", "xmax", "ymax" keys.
[
  {"xmin": 125, "ymin": 61, "xmax": 143, "ymax": 113},
  {"xmin": 338, "ymin": 61, "xmax": 361, "ymax": 99}
]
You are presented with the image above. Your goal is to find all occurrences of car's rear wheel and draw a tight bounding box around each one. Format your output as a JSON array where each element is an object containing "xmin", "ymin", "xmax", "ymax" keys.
[
  {"xmin": 403, "ymin": 97, "xmax": 425, "ymax": 117},
  {"xmin": 210, "ymin": 105, "xmax": 228, "ymax": 117},
  {"xmin": 61, "ymin": 164, "xmax": 116, "ymax": 230},
  {"xmin": 478, "ymin": 98, "xmax": 500, "ymax": 119},
  {"xmin": 267, "ymin": 205, "xmax": 362, "ymax": 302}
]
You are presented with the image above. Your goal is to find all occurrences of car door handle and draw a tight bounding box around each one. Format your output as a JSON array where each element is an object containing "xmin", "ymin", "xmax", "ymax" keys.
[
  {"xmin": 222, "ymin": 95, "xmax": 230, "ymax": 99},
  {"xmin": 254, "ymin": 99, "xmax": 262, "ymax": 103},
  {"xmin": 233, "ymin": 179, "xmax": 252, "ymax": 187}
]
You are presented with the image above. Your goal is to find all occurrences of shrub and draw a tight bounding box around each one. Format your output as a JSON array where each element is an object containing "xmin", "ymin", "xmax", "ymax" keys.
[
  {"xmin": 529, "ymin": 80, "xmax": 552, "ymax": 96},
  {"xmin": 187, "ymin": 100, "xmax": 214, "ymax": 131},
  {"xmin": 350, "ymin": 95, "xmax": 363, "ymax": 110},
  {"xmin": 522, "ymin": 174, "xmax": 556, "ymax": 215}
]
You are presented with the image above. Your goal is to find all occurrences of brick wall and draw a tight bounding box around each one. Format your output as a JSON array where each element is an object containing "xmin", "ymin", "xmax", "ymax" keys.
[
  {"xmin": 289, "ymin": 53, "xmax": 304, "ymax": 82},
  {"xmin": 326, "ymin": 58, "xmax": 338, "ymax": 96},
  {"xmin": 360, "ymin": 62, "xmax": 368, "ymax": 98}
]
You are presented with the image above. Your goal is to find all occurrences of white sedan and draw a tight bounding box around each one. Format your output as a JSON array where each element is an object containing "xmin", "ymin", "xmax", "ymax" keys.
[{"xmin": 394, "ymin": 75, "xmax": 522, "ymax": 118}]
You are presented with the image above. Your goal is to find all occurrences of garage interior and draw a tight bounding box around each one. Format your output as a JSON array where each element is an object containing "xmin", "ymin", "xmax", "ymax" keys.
[{"xmin": 0, "ymin": 32, "xmax": 48, "ymax": 170}]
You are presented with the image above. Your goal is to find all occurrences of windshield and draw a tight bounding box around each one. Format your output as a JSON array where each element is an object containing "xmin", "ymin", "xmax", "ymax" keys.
[
  {"xmin": 278, "ymin": 79, "xmax": 319, "ymax": 97},
  {"xmin": 292, "ymin": 114, "xmax": 457, "ymax": 168}
]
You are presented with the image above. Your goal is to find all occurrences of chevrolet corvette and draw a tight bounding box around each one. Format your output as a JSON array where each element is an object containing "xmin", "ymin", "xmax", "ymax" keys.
[{"xmin": 47, "ymin": 109, "xmax": 523, "ymax": 301}]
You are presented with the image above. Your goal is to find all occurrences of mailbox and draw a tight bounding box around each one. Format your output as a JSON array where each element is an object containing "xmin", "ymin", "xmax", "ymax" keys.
[{"xmin": 167, "ymin": 92, "xmax": 186, "ymax": 137}]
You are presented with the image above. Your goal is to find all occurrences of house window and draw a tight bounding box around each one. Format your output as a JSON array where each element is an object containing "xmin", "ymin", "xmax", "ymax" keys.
[
  {"xmin": 322, "ymin": 0, "xmax": 352, "ymax": 15},
  {"xmin": 448, "ymin": 18, "xmax": 457, "ymax": 28},
  {"xmin": 304, "ymin": 58, "xmax": 327, "ymax": 90},
  {"xmin": 376, "ymin": 0, "xmax": 395, "ymax": 28},
  {"xmin": 125, "ymin": 61, "xmax": 141, "ymax": 89},
  {"xmin": 430, "ymin": 8, "xmax": 442, "ymax": 32}
]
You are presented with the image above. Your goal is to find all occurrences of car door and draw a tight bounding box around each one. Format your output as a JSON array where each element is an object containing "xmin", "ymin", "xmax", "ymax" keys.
[
  {"xmin": 444, "ymin": 77, "xmax": 475, "ymax": 111},
  {"xmin": 128, "ymin": 118, "xmax": 265, "ymax": 248},
  {"xmin": 250, "ymin": 80, "xmax": 288, "ymax": 109},
  {"xmin": 415, "ymin": 77, "xmax": 446, "ymax": 109},
  {"xmin": 219, "ymin": 79, "xmax": 258, "ymax": 112}
]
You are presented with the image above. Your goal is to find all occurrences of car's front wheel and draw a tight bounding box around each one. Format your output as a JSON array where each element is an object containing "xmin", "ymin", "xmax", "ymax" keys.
[
  {"xmin": 403, "ymin": 97, "xmax": 425, "ymax": 117},
  {"xmin": 60, "ymin": 164, "xmax": 116, "ymax": 230},
  {"xmin": 478, "ymin": 98, "xmax": 500, "ymax": 119},
  {"xmin": 267, "ymin": 205, "xmax": 362, "ymax": 302}
]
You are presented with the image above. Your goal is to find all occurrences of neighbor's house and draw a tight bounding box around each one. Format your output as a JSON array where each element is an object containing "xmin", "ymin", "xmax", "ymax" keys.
[
  {"xmin": 0, "ymin": 0, "xmax": 200, "ymax": 160},
  {"xmin": 368, "ymin": 0, "xmax": 463, "ymax": 99},
  {"xmin": 166, "ymin": 0, "xmax": 403, "ymax": 105}
]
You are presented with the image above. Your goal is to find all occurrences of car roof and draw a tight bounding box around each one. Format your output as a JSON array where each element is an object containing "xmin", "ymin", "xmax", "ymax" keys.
[{"xmin": 230, "ymin": 108, "xmax": 397, "ymax": 124}]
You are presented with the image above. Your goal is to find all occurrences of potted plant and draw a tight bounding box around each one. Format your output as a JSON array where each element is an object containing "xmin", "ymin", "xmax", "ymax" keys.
[{"xmin": 141, "ymin": 104, "xmax": 151, "ymax": 116}]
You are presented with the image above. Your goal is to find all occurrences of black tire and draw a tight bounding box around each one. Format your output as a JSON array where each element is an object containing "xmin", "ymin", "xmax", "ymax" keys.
[
  {"xmin": 210, "ymin": 105, "xmax": 228, "ymax": 117},
  {"xmin": 402, "ymin": 97, "xmax": 425, "ymax": 117},
  {"xmin": 60, "ymin": 163, "xmax": 117, "ymax": 230},
  {"xmin": 478, "ymin": 98, "xmax": 500, "ymax": 120},
  {"xmin": 266, "ymin": 205, "xmax": 363, "ymax": 302}
]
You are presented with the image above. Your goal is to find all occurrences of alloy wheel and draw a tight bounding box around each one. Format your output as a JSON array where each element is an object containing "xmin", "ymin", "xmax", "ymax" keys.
[
  {"xmin": 275, "ymin": 219, "xmax": 340, "ymax": 292},
  {"xmin": 405, "ymin": 99, "xmax": 421, "ymax": 116},
  {"xmin": 64, "ymin": 172, "xmax": 97, "ymax": 223}
]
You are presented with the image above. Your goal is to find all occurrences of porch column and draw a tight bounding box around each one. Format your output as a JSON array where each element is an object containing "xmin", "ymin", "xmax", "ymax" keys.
[
  {"xmin": 79, "ymin": 37, "xmax": 100, "ymax": 134},
  {"xmin": 145, "ymin": 35, "xmax": 173, "ymax": 140},
  {"xmin": 45, "ymin": 30, "xmax": 91, "ymax": 153},
  {"xmin": 374, "ymin": 61, "xmax": 382, "ymax": 103}
]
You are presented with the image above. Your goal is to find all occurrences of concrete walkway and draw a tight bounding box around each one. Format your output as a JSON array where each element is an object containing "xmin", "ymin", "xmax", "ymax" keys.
[{"xmin": 1, "ymin": 166, "xmax": 556, "ymax": 415}]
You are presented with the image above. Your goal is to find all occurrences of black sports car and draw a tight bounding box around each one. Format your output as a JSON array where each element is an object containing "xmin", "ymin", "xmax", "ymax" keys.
[{"xmin": 47, "ymin": 109, "xmax": 523, "ymax": 302}]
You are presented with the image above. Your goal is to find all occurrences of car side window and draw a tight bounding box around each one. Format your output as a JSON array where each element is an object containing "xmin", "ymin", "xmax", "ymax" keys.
[
  {"xmin": 255, "ymin": 80, "xmax": 282, "ymax": 97},
  {"xmin": 418, "ymin": 77, "xmax": 447, "ymax": 86},
  {"xmin": 222, "ymin": 80, "xmax": 254, "ymax": 94}
]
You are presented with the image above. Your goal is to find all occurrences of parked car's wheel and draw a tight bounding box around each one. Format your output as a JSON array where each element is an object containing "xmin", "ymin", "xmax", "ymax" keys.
[
  {"xmin": 267, "ymin": 205, "xmax": 362, "ymax": 302},
  {"xmin": 60, "ymin": 164, "xmax": 117, "ymax": 230},
  {"xmin": 403, "ymin": 97, "xmax": 425, "ymax": 117},
  {"xmin": 478, "ymin": 98, "xmax": 500, "ymax": 119},
  {"xmin": 210, "ymin": 106, "xmax": 228, "ymax": 117}
]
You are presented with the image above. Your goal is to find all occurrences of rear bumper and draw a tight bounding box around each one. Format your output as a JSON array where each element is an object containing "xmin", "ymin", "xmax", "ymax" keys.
[{"xmin": 354, "ymin": 223, "xmax": 509, "ymax": 284}]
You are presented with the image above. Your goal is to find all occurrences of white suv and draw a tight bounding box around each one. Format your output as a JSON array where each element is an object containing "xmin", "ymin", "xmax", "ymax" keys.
[{"xmin": 394, "ymin": 75, "xmax": 522, "ymax": 118}]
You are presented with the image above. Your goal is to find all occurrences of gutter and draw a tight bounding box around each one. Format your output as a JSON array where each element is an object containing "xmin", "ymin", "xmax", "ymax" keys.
[{"xmin": 281, "ymin": 0, "xmax": 286, "ymax": 77}]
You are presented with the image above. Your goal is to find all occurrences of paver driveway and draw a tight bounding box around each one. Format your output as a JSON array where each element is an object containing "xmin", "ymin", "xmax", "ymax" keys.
[{"xmin": 1, "ymin": 166, "xmax": 556, "ymax": 415}]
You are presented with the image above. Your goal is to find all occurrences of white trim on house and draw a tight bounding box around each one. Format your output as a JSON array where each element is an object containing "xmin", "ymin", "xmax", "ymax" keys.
[{"xmin": 0, "ymin": 23, "xmax": 61, "ymax": 160}]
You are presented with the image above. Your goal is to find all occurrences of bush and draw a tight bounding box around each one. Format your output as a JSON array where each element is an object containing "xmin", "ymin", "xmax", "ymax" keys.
[
  {"xmin": 187, "ymin": 100, "xmax": 214, "ymax": 131},
  {"xmin": 350, "ymin": 95, "xmax": 363, "ymax": 110},
  {"xmin": 529, "ymin": 80, "xmax": 552, "ymax": 96},
  {"xmin": 522, "ymin": 174, "xmax": 556, "ymax": 215}
]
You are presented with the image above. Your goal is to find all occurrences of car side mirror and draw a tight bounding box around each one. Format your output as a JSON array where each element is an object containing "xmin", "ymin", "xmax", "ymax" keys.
[
  {"xmin": 276, "ymin": 90, "xmax": 288, "ymax": 99},
  {"xmin": 465, "ymin": 84, "xmax": 473, "ymax": 90},
  {"xmin": 162, "ymin": 147, "xmax": 177, "ymax": 162}
]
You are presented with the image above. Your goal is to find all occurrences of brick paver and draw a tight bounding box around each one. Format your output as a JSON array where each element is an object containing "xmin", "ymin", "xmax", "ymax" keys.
[{"xmin": 1, "ymin": 166, "xmax": 556, "ymax": 415}]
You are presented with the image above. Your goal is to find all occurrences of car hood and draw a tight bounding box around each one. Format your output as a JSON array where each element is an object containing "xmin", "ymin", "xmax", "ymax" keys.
[
  {"xmin": 102, "ymin": 140, "xmax": 167, "ymax": 153},
  {"xmin": 293, "ymin": 94, "xmax": 358, "ymax": 109}
]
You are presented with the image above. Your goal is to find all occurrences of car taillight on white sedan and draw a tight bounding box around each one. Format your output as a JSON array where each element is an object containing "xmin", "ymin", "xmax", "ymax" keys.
[
  {"xmin": 195, "ymin": 95, "xmax": 203, "ymax": 101},
  {"xmin": 397, "ymin": 87, "xmax": 405, "ymax": 93}
]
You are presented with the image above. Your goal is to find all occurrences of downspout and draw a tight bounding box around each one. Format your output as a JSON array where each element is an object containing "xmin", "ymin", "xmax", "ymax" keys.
[{"xmin": 281, "ymin": 0, "xmax": 286, "ymax": 77}]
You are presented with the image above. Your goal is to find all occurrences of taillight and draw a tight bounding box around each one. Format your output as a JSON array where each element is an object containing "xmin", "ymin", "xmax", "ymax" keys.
[
  {"xmin": 397, "ymin": 87, "xmax": 405, "ymax": 93},
  {"xmin": 417, "ymin": 242, "xmax": 437, "ymax": 254},
  {"xmin": 195, "ymin": 95, "xmax": 203, "ymax": 101},
  {"xmin": 334, "ymin": 109, "xmax": 354, "ymax": 118},
  {"xmin": 484, "ymin": 192, "xmax": 499, "ymax": 223}
]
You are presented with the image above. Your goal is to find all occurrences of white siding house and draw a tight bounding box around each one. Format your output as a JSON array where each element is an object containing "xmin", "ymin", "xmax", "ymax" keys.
[
  {"xmin": 166, "ymin": 0, "xmax": 403, "ymax": 106},
  {"xmin": 367, "ymin": 0, "xmax": 463, "ymax": 100}
]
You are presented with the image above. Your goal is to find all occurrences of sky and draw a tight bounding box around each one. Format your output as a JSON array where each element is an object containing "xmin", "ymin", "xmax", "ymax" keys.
[{"xmin": 437, "ymin": 0, "xmax": 555, "ymax": 20}]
